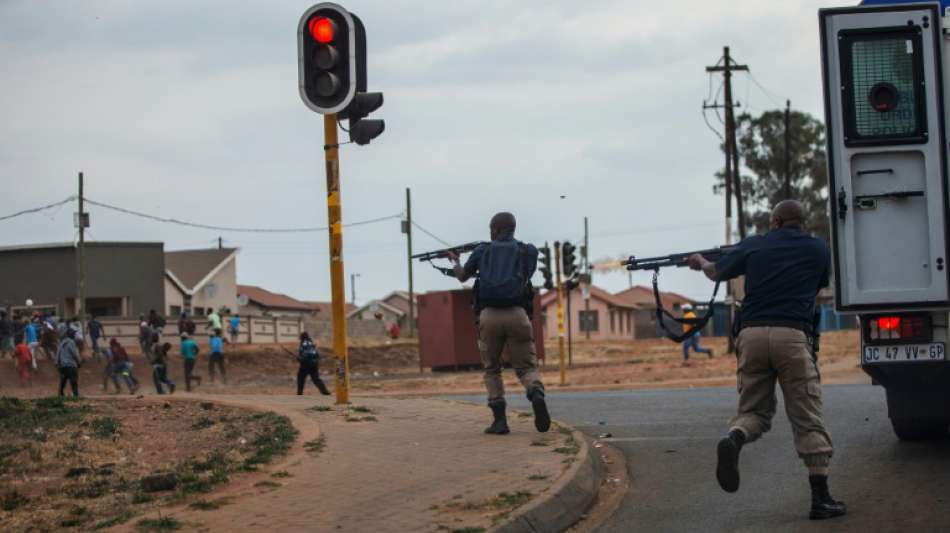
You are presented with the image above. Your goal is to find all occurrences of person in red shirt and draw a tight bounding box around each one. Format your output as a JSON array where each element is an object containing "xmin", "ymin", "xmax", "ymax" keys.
[{"xmin": 14, "ymin": 335, "xmax": 32, "ymax": 385}]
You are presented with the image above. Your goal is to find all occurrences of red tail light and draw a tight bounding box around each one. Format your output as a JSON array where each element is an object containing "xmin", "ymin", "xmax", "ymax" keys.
[{"xmin": 866, "ymin": 314, "xmax": 929, "ymax": 343}]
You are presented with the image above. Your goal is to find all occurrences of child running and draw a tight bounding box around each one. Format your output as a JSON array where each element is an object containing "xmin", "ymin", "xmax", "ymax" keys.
[{"xmin": 14, "ymin": 335, "xmax": 32, "ymax": 386}]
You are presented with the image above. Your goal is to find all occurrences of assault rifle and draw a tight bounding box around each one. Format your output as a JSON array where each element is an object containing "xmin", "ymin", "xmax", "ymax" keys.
[
  {"xmin": 411, "ymin": 241, "xmax": 487, "ymax": 262},
  {"xmin": 623, "ymin": 244, "xmax": 737, "ymax": 343}
]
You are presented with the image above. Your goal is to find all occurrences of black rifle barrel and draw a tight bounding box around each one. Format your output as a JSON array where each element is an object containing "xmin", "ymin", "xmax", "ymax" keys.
[
  {"xmin": 411, "ymin": 241, "xmax": 487, "ymax": 262},
  {"xmin": 625, "ymin": 245, "xmax": 737, "ymax": 271}
]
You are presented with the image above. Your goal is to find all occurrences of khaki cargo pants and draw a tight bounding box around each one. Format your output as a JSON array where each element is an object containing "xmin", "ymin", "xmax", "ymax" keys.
[
  {"xmin": 732, "ymin": 327, "xmax": 833, "ymax": 473},
  {"xmin": 477, "ymin": 307, "xmax": 544, "ymax": 402}
]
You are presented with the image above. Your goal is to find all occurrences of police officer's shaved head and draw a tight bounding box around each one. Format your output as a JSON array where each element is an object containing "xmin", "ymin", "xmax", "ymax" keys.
[
  {"xmin": 490, "ymin": 212, "xmax": 517, "ymax": 238},
  {"xmin": 771, "ymin": 200, "xmax": 804, "ymax": 229}
]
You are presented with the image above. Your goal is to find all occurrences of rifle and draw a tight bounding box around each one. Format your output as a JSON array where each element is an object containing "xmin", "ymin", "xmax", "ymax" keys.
[
  {"xmin": 625, "ymin": 245, "xmax": 738, "ymax": 271},
  {"xmin": 623, "ymin": 244, "xmax": 737, "ymax": 343},
  {"xmin": 411, "ymin": 241, "xmax": 487, "ymax": 262},
  {"xmin": 413, "ymin": 241, "xmax": 487, "ymax": 276}
]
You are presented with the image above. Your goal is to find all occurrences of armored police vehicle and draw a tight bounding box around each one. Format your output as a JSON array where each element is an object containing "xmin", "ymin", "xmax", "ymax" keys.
[{"xmin": 820, "ymin": 0, "xmax": 950, "ymax": 439}]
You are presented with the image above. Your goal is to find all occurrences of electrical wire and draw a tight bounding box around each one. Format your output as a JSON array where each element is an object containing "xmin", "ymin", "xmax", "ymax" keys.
[
  {"xmin": 746, "ymin": 72, "xmax": 784, "ymax": 108},
  {"xmin": 0, "ymin": 196, "xmax": 76, "ymax": 222},
  {"xmin": 410, "ymin": 220, "xmax": 452, "ymax": 247},
  {"xmin": 83, "ymin": 197, "xmax": 400, "ymax": 233}
]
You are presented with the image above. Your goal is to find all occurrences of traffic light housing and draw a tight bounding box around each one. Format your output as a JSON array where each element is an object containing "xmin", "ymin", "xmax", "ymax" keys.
[
  {"xmin": 562, "ymin": 241, "xmax": 577, "ymax": 279},
  {"xmin": 346, "ymin": 92, "xmax": 385, "ymax": 145},
  {"xmin": 539, "ymin": 243, "xmax": 554, "ymax": 290},
  {"xmin": 298, "ymin": 3, "xmax": 357, "ymax": 114}
]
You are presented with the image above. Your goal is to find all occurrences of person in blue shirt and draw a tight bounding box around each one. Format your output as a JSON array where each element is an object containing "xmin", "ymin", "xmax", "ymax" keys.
[
  {"xmin": 180, "ymin": 333, "xmax": 202, "ymax": 391},
  {"xmin": 208, "ymin": 333, "xmax": 226, "ymax": 384},
  {"xmin": 228, "ymin": 315, "xmax": 241, "ymax": 343},
  {"xmin": 23, "ymin": 318, "xmax": 38, "ymax": 369},
  {"xmin": 688, "ymin": 200, "xmax": 844, "ymax": 520}
]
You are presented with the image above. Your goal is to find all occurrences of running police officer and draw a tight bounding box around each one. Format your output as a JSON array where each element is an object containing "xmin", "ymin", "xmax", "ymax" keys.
[
  {"xmin": 446, "ymin": 212, "xmax": 550, "ymax": 435},
  {"xmin": 688, "ymin": 200, "xmax": 846, "ymax": 520}
]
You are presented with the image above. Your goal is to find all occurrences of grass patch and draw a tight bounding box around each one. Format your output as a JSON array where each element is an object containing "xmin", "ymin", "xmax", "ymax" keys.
[
  {"xmin": 191, "ymin": 416, "xmax": 215, "ymax": 430},
  {"xmin": 240, "ymin": 412, "xmax": 298, "ymax": 470},
  {"xmin": 132, "ymin": 492, "xmax": 154, "ymax": 504},
  {"xmin": 254, "ymin": 480, "xmax": 281, "ymax": 488},
  {"xmin": 451, "ymin": 529, "xmax": 486, "ymax": 533},
  {"xmin": 91, "ymin": 417, "xmax": 121, "ymax": 439},
  {"xmin": 2, "ymin": 489, "xmax": 29, "ymax": 511},
  {"xmin": 349, "ymin": 405, "xmax": 373, "ymax": 414},
  {"xmin": 136, "ymin": 516, "xmax": 182, "ymax": 531},
  {"xmin": 304, "ymin": 436, "xmax": 326, "ymax": 455},
  {"xmin": 517, "ymin": 412, "xmax": 533, "ymax": 418},
  {"xmin": 345, "ymin": 415, "xmax": 378, "ymax": 423},
  {"xmin": 92, "ymin": 510, "xmax": 135, "ymax": 530},
  {"xmin": 485, "ymin": 491, "xmax": 533, "ymax": 510},
  {"xmin": 527, "ymin": 474, "xmax": 549, "ymax": 481},
  {"xmin": 529, "ymin": 439, "xmax": 550, "ymax": 447},
  {"xmin": 552, "ymin": 431, "xmax": 580, "ymax": 455},
  {"xmin": 189, "ymin": 499, "xmax": 221, "ymax": 511},
  {"xmin": 0, "ymin": 396, "xmax": 89, "ymax": 441},
  {"xmin": 306, "ymin": 405, "xmax": 332, "ymax": 412},
  {"xmin": 271, "ymin": 471, "xmax": 292, "ymax": 478}
]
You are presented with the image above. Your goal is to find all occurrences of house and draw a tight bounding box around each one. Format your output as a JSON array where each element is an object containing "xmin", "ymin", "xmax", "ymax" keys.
[
  {"xmin": 0, "ymin": 242, "xmax": 165, "ymax": 318},
  {"xmin": 304, "ymin": 300, "xmax": 357, "ymax": 320},
  {"xmin": 538, "ymin": 284, "xmax": 697, "ymax": 340},
  {"xmin": 165, "ymin": 248, "xmax": 239, "ymax": 317},
  {"xmin": 346, "ymin": 290, "xmax": 417, "ymax": 333},
  {"xmin": 539, "ymin": 285, "xmax": 640, "ymax": 340},
  {"xmin": 238, "ymin": 285, "xmax": 315, "ymax": 318}
]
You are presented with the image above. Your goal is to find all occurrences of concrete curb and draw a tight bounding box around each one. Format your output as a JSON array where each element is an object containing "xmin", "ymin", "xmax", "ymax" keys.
[{"xmin": 492, "ymin": 426, "xmax": 604, "ymax": 533}]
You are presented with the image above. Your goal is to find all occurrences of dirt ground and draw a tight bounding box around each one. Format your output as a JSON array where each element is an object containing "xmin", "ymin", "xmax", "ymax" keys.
[
  {"xmin": 0, "ymin": 331, "xmax": 864, "ymax": 398},
  {"xmin": 0, "ymin": 396, "xmax": 296, "ymax": 532}
]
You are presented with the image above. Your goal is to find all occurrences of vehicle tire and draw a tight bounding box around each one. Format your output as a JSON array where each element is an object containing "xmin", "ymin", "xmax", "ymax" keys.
[{"xmin": 890, "ymin": 417, "xmax": 949, "ymax": 441}]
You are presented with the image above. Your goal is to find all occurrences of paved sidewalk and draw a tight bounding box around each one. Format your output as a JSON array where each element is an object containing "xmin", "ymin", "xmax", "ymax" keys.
[{"xmin": 164, "ymin": 395, "xmax": 581, "ymax": 533}]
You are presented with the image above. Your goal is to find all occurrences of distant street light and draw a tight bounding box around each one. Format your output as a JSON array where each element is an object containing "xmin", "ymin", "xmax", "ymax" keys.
[{"xmin": 350, "ymin": 273, "xmax": 361, "ymax": 305}]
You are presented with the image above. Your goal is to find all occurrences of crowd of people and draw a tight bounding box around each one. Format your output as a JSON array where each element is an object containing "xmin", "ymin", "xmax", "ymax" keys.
[{"xmin": 0, "ymin": 308, "xmax": 242, "ymax": 397}]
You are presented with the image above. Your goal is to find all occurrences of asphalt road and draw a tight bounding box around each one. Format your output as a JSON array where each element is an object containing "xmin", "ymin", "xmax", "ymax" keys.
[{"xmin": 453, "ymin": 384, "xmax": 950, "ymax": 532}]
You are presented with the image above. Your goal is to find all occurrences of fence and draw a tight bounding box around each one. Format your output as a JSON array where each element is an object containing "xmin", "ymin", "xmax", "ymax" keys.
[{"xmin": 99, "ymin": 316, "xmax": 304, "ymax": 349}]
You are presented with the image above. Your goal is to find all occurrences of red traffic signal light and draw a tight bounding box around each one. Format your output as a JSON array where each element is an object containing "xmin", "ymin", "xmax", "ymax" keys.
[
  {"xmin": 308, "ymin": 17, "xmax": 336, "ymax": 43},
  {"xmin": 298, "ymin": 3, "xmax": 356, "ymax": 114}
]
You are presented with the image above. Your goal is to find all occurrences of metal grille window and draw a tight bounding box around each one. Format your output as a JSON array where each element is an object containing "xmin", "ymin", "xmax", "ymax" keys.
[{"xmin": 840, "ymin": 27, "xmax": 926, "ymax": 146}]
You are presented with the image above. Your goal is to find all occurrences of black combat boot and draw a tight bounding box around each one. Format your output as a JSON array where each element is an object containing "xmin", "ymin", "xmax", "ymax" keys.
[
  {"xmin": 528, "ymin": 388, "xmax": 551, "ymax": 433},
  {"xmin": 485, "ymin": 399, "xmax": 510, "ymax": 435},
  {"xmin": 809, "ymin": 475, "xmax": 847, "ymax": 520},
  {"xmin": 716, "ymin": 429, "xmax": 745, "ymax": 493}
]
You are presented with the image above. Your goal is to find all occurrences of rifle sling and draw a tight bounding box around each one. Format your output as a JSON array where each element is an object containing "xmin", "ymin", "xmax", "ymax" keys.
[{"xmin": 652, "ymin": 269, "xmax": 720, "ymax": 343}]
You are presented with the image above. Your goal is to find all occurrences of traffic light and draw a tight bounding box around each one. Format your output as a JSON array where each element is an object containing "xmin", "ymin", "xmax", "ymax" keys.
[
  {"xmin": 298, "ymin": 3, "xmax": 357, "ymax": 114},
  {"xmin": 346, "ymin": 92, "xmax": 385, "ymax": 145},
  {"xmin": 539, "ymin": 243, "xmax": 554, "ymax": 290},
  {"xmin": 562, "ymin": 241, "xmax": 577, "ymax": 279}
]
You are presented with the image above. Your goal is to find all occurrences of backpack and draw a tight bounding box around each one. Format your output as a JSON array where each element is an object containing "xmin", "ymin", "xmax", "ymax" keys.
[
  {"xmin": 299, "ymin": 340, "xmax": 319, "ymax": 364},
  {"xmin": 477, "ymin": 240, "xmax": 530, "ymax": 308}
]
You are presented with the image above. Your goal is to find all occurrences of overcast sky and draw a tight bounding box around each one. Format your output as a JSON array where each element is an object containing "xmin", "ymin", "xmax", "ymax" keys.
[{"xmin": 0, "ymin": 0, "xmax": 854, "ymax": 305}]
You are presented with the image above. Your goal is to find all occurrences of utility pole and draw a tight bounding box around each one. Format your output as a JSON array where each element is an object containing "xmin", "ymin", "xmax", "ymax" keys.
[
  {"xmin": 350, "ymin": 273, "xmax": 360, "ymax": 305},
  {"xmin": 566, "ymin": 283, "xmax": 573, "ymax": 367},
  {"xmin": 323, "ymin": 115, "xmax": 350, "ymax": 404},
  {"xmin": 554, "ymin": 242, "xmax": 566, "ymax": 386},
  {"xmin": 76, "ymin": 172, "xmax": 86, "ymax": 319},
  {"xmin": 784, "ymin": 99, "xmax": 792, "ymax": 199},
  {"xmin": 405, "ymin": 187, "xmax": 415, "ymax": 339},
  {"xmin": 218, "ymin": 237, "xmax": 223, "ymax": 249},
  {"xmin": 707, "ymin": 46, "xmax": 749, "ymax": 239},
  {"xmin": 583, "ymin": 216, "xmax": 591, "ymax": 340}
]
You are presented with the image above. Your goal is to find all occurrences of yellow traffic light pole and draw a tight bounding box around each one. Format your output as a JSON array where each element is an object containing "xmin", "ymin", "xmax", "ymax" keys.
[
  {"xmin": 323, "ymin": 114, "xmax": 350, "ymax": 404},
  {"xmin": 554, "ymin": 242, "xmax": 566, "ymax": 386}
]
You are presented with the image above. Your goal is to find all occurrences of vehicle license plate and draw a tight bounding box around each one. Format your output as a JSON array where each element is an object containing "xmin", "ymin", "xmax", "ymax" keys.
[{"xmin": 863, "ymin": 343, "xmax": 945, "ymax": 364}]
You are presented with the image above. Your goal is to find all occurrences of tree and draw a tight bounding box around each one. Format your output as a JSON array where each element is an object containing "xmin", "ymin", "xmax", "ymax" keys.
[{"xmin": 714, "ymin": 109, "xmax": 829, "ymax": 242}]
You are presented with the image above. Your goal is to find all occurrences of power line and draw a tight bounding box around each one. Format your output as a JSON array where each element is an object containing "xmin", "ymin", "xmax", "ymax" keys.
[
  {"xmin": 411, "ymin": 220, "xmax": 452, "ymax": 247},
  {"xmin": 0, "ymin": 196, "xmax": 76, "ymax": 222},
  {"xmin": 84, "ymin": 197, "xmax": 400, "ymax": 233}
]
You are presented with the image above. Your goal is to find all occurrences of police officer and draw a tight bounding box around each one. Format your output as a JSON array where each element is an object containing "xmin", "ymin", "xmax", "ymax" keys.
[
  {"xmin": 688, "ymin": 200, "xmax": 846, "ymax": 520},
  {"xmin": 446, "ymin": 212, "xmax": 550, "ymax": 435}
]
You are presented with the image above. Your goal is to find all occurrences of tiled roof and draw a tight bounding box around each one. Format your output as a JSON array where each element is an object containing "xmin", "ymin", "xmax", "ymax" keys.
[
  {"xmin": 539, "ymin": 284, "xmax": 639, "ymax": 310},
  {"xmin": 304, "ymin": 300, "xmax": 357, "ymax": 317},
  {"xmin": 238, "ymin": 285, "xmax": 313, "ymax": 312},
  {"xmin": 613, "ymin": 286, "xmax": 693, "ymax": 309}
]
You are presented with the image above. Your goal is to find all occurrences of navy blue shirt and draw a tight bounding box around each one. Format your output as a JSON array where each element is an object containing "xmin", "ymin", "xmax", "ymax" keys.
[
  {"xmin": 463, "ymin": 234, "xmax": 538, "ymax": 313},
  {"xmin": 714, "ymin": 227, "xmax": 830, "ymax": 323}
]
